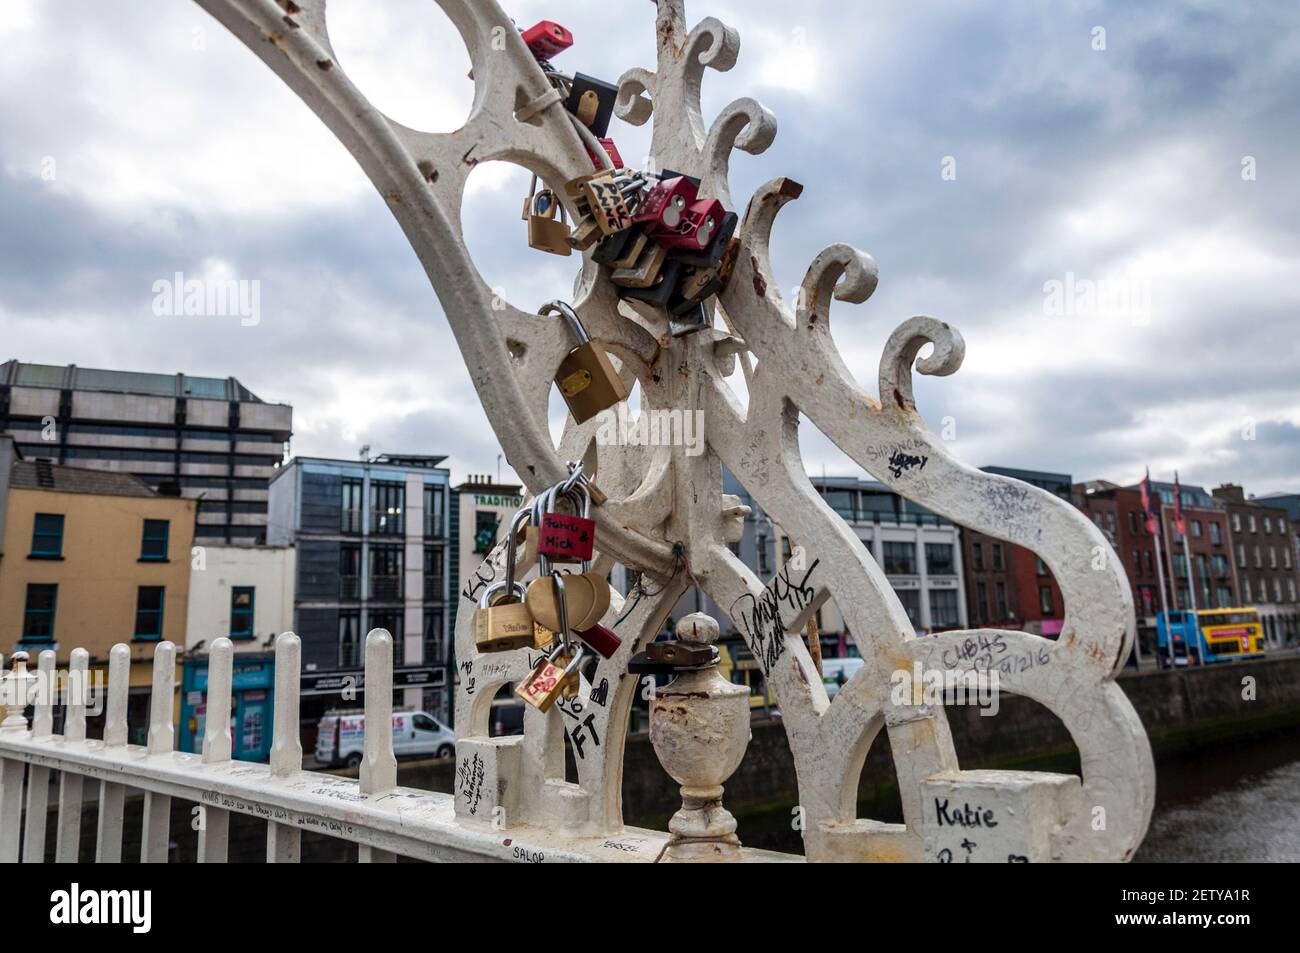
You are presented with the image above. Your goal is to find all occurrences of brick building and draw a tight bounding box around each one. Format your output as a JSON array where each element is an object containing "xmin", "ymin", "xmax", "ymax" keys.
[{"xmin": 1212, "ymin": 484, "xmax": 1299, "ymax": 647}]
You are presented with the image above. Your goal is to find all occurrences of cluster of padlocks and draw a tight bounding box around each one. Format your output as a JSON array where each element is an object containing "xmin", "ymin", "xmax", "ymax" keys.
[
  {"xmin": 519, "ymin": 19, "xmax": 740, "ymax": 338},
  {"xmin": 473, "ymin": 463, "xmax": 623, "ymax": 712}
]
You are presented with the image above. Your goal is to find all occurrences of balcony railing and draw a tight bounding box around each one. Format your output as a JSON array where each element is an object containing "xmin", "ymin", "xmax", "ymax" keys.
[
  {"xmin": 370, "ymin": 509, "xmax": 404, "ymax": 535},
  {"xmin": 369, "ymin": 575, "xmax": 403, "ymax": 600}
]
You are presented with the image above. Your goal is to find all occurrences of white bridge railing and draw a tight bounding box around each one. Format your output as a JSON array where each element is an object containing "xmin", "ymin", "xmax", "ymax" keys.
[{"xmin": 0, "ymin": 633, "xmax": 738, "ymax": 864}]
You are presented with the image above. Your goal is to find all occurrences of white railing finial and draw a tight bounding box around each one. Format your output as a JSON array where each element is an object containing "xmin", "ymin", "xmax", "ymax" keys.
[
  {"xmin": 270, "ymin": 632, "xmax": 301, "ymax": 778},
  {"xmin": 104, "ymin": 644, "xmax": 130, "ymax": 748},
  {"xmin": 360, "ymin": 629, "xmax": 396, "ymax": 795},
  {"xmin": 147, "ymin": 642, "xmax": 176, "ymax": 756},
  {"xmin": 33, "ymin": 650, "xmax": 56, "ymax": 739},
  {"xmin": 203, "ymin": 638, "xmax": 234, "ymax": 764}
]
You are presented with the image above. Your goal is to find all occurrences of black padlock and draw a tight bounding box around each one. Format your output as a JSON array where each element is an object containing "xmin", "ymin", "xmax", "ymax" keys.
[
  {"xmin": 564, "ymin": 73, "xmax": 619, "ymax": 137},
  {"xmin": 618, "ymin": 258, "xmax": 684, "ymax": 308},
  {"xmin": 591, "ymin": 226, "xmax": 640, "ymax": 267}
]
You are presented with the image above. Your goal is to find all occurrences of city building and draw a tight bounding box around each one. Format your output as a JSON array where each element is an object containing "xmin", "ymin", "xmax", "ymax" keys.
[
  {"xmin": 448, "ymin": 475, "xmax": 524, "ymax": 638},
  {"xmin": 0, "ymin": 360, "xmax": 292, "ymax": 544},
  {"xmin": 267, "ymin": 453, "xmax": 452, "ymax": 723},
  {"xmin": 1139, "ymin": 479, "xmax": 1236, "ymax": 612},
  {"xmin": 763, "ymin": 476, "xmax": 968, "ymax": 648},
  {"xmin": 184, "ymin": 542, "xmax": 296, "ymax": 652},
  {"xmin": 1212, "ymin": 484, "xmax": 1299, "ymax": 647},
  {"xmin": 0, "ymin": 436, "xmax": 195, "ymax": 741},
  {"xmin": 1073, "ymin": 480, "xmax": 1165, "ymax": 659},
  {"xmin": 959, "ymin": 467, "xmax": 1070, "ymax": 638}
]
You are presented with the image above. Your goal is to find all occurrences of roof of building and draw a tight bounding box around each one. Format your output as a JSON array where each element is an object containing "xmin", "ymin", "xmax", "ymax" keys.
[
  {"xmin": 1, "ymin": 359, "xmax": 281, "ymax": 404},
  {"xmin": 9, "ymin": 458, "xmax": 160, "ymax": 498}
]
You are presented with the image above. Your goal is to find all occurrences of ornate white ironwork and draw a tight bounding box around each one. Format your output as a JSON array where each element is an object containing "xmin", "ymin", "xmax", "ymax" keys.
[{"xmin": 0, "ymin": 0, "xmax": 1154, "ymax": 863}]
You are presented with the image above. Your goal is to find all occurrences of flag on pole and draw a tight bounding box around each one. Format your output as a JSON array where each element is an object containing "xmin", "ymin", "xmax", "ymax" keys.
[
  {"xmin": 1173, "ymin": 471, "xmax": 1187, "ymax": 536},
  {"xmin": 1139, "ymin": 468, "xmax": 1158, "ymax": 535}
]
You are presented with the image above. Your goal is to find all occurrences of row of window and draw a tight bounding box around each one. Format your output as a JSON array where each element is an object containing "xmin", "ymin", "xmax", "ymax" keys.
[
  {"xmin": 891, "ymin": 588, "xmax": 961, "ymax": 629},
  {"xmin": 1242, "ymin": 576, "xmax": 1300, "ymax": 604},
  {"xmin": 21, "ymin": 583, "xmax": 256, "ymax": 642},
  {"xmin": 970, "ymin": 541, "xmax": 1005, "ymax": 572},
  {"xmin": 6, "ymin": 421, "xmax": 281, "ymax": 442},
  {"xmin": 337, "ymin": 609, "xmax": 444, "ymax": 668},
  {"xmin": 340, "ymin": 481, "xmax": 446, "ymax": 537},
  {"xmin": 58, "ymin": 447, "xmax": 279, "ymax": 466},
  {"xmin": 1231, "ymin": 511, "xmax": 1289, "ymax": 537},
  {"xmin": 337, "ymin": 544, "xmax": 446, "ymax": 601},
  {"xmin": 30, "ymin": 513, "xmax": 170, "ymax": 561},
  {"xmin": 1235, "ymin": 543, "xmax": 1292, "ymax": 571}
]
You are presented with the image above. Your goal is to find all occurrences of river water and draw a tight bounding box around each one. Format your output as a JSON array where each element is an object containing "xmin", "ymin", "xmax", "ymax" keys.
[{"xmin": 1133, "ymin": 732, "xmax": 1300, "ymax": 862}]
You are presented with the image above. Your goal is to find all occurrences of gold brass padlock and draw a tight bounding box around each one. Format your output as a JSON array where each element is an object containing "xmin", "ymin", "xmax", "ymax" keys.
[
  {"xmin": 541, "ymin": 300, "xmax": 629, "ymax": 424},
  {"xmin": 611, "ymin": 241, "xmax": 668, "ymax": 289},
  {"xmin": 525, "ymin": 176, "xmax": 572, "ymax": 256},
  {"xmin": 577, "ymin": 170, "xmax": 633, "ymax": 235},
  {"xmin": 474, "ymin": 580, "xmax": 534, "ymax": 652},
  {"xmin": 516, "ymin": 642, "xmax": 584, "ymax": 712}
]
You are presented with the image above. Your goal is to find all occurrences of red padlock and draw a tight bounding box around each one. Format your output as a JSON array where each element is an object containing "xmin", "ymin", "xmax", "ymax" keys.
[
  {"xmin": 633, "ymin": 176, "xmax": 699, "ymax": 232},
  {"xmin": 586, "ymin": 137, "xmax": 624, "ymax": 170},
  {"xmin": 538, "ymin": 512, "xmax": 595, "ymax": 562},
  {"xmin": 575, "ymin": 623, "xmax": 622, "ymax": 660},
  {"xmin": 521, "ymin": 20, "xmax": 573, "ymax": 61},
  {"xmin": 650, "ymin": 198, "xmax": 725, "ymax": 252}
]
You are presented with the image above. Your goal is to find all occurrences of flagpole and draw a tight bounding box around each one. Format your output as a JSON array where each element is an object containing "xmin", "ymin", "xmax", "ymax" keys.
[{"xmin": 1151, "ymin": 514, "xmax": 1172, "ymax": 668}]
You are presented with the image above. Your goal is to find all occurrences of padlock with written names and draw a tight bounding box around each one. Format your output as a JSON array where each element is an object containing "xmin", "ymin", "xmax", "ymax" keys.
[
  {"xmin": 538, "ymin": 481, "xmax": 595, "ymax": 562},
  {"xmin": 517, "ymin": 641, "xmax": 585, "ymax": 712},
  {"xmin": 633, "ymin": 175, "xmax": 698, "ymax": 232},
  {"xmin": 649, "ymin": 197, "xmax": 724, "ymax": 253},
  {"xmin": 543, "ymin": 300, "xmax": 629, "ymax": 424}
]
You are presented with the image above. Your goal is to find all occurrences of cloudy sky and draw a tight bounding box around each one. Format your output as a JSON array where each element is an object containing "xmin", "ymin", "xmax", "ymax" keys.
[{"xmin": 2, "ymin": 0, "xmax": 1298, "ymax": 494}]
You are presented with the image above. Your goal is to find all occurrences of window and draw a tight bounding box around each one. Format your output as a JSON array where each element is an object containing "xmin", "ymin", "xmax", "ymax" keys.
[
  {"xmin": 1039, "ymin": 585, "xmax": 1053, "ymax": 615},
  {"xmin": 370, "ymin": 481, "xmax": 405, "ymax": 535},
  {"xmin": 1133, "ymin": 550, "xmax": 1142, "ymax": 575},
  {"xmin": 22, "ymin": 584, "xmax": 58, "ymax": 641},
  {"xmin": 971, "ymin": 542, "xmax": 984, "ymax": 571},
  {"xmin": 473, "ymin": 510, "xmax": 499, "ymax": 554},
  {"xmin": 1035, "ymin": 557, "xmax": 1048, "ymax": 576},
  {"xmin": 423, "ymin": 545, "xmax": 444, "ymax": 596},
  {"xmin": 30, "ymin": 513, "xmax": 65, "ymax": 558},
  {"xmin": 140, "ymin": 519, "xmax": 170, "ymax": 561},
  {"xmin": 1274, "ymin": 578, "xmax": 1283, "ymax": 603},
  {"xmin": 423, "ymin": 484, "xmax": 445, "ymax": 537},
  {"xmin": 230, "ymin": 587, "xmax": 255, "ymax": 639},
  {"xmin": 1244, "ymin": 578, "xmax": 1252, "ymax": 602},
  {"xmin": 1128, "ymin": 512, "xmax": 1138, "ymax": 534},
  {"xmin": 369, "ymin": 545, "xmax": 404, "ymax": 600},
  {"xmin": 1191, "ymin": 520, "xmax": 1202, "ymax": 538},
  {"xmin": 929, "ymin": 589, "xmax": 959, "ymax": 628},
  {"xmin": 1289, "ymin": 579, "xmax": 1297, "ymax": 602},
  {"xmin": 134, "ymin": 586, "xmax": 165, "ymax": 640},
  {"xmin": 925, "ymin": 543, "xmax": 954, "ymax": 576},
  {"xmin": 893, "ymin": 588, "xmax": 920, "ymax": 626},
  {"xmin": 757, "ymin": 535, "xmax": 770, "ymax": 574},
  {"xmin": 1264, "ymin": 516, "xmax": 1273, "ymax": 534},
  {"xmin": 883, "ymin": 541, "xmax": 917, "ymax": 575},
  {"xmin": 1232, "ymin": 513, "xmax": 1241, "ymax": 533},
  {"xmin": 341, "ymin": 478, "xmax": 363, "ymax": 533},
  {"xmin": 975, "ymin": 582, "xmax": 988, "ymax": 624},
  {"xmin": 1269, "ymin": 546, "xmax": 1277, "ymax": 569},
  {"xmin": 995, "ymin": 581, "xmax": 1008, "ymax": 619},
  {"xmin": 1209, "ymin": 522, "xmax": 1221, "ymax": 545},
  {"xmin": 1212, "ymin": 554, "xmax": 1229, "ymax": 578},
  {"xmin": 339, "ymin": 611, "xmax": 361, "ymax": 667},
  {"xmin": 413, "ymin": 713, "xmax": 438, "ymax": 732},
  {"xmin": 424, "ymin": 609, "xmax": 444, "ymax": 662},
  {"xmin": 823, "ymin": 489, "xmax": 855, "ymax": 520},
  {"xmin": 1254, "ymin": 545, "xmax": 1262, "ymax": 569},
  {"xmin": 1237, "ymin": 544, "xmax": 1247, "ymax": 568},
  {"xmin": 1216, "ymin": 586, "xmax": 1232, "ymax": 608},
  {"xmin": 1175, "ymin": 587, "xmax": 1189, "ymax": 610},
  {"xmin": 370, "ymin": 610, "xmax": 404, "ymax": 665},
  {"xmin": 339, "ymin": 544, "xmax": 361, "ymax": 599},
  {"xmin": 1248, "ymin": 515, "xmax": 1257, "ymax": 533},
  {"xmin": 991, "ymin": 543, "xmax": 1004, "ymax": 570}
]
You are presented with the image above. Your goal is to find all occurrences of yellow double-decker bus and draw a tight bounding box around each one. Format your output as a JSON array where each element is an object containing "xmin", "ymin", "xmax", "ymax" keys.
[{"xmin": 1195, "ymin": 608, "xmax": 1265, "ymax": 662}]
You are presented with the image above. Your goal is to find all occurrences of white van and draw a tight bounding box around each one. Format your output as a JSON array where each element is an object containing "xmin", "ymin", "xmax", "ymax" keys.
[
  {"xmin": 315, "ymin": 710, "xmax": 455, "ymax": 769},
  {"xmin": 821, "ymin": 657, "xmax": 864, "ymax": 699}
]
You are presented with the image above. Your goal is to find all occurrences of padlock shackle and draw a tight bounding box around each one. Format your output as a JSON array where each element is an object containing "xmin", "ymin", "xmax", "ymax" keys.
[
  {"xmin": 552, "ymin": 572, "xmax": 571, "ymax": 650},
  {"xmin": 538, "ymin": 300, "xmax": 589, "ymax": 346},
  {"xmin": 479, "ymin": 578, "xmax": 527, "ymax": 610},
  {"xmin": 505, "ymin": 508, "xmax": 531, "ymax": 587}
]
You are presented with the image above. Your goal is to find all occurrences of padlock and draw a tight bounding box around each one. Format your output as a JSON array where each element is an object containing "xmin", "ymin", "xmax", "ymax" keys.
[
  {"xmin": 650, "ymin": 198, "xmax": 725, "ymax": 252},
  {"xmin": 646, "ymin": 640, "xmax": 716, "ymax": 667},
  {"xmin": 668, "ymin": 300, "xmax": 711, "ymax": 338},
  {"xmin": 672, "ymin": 211, "xmax": 739, "ymax": 268},
  {"xmin": 521, "ymin": 20, "xmax": 573, "ymax": 61},
  {"xmin": 574, "ymin": 622, "xmax": 621, "ymax": 660},
  {"xmin": 611, "ymin": 241, "xmax": 668, "ymax": 289},
  {"xmin": 527, "ymin": 568, "xmax": 597, "ymax": 636},
  {"xmin": 474, "ymin": 580, "xmax": 535, "ymax": 652},
  {"xmin": 516, "ymin": 641, "xmax": 585, "ymax": 712},
  {"xmin": 591, "ymin": 226, "xmax": 643, "ymax": 267},
  {"xmin": 563, "ymin": 73, "xmax": 618, "ymax": 137},
  {"xmin": 633, "ymin": 176, "xmax": 699, "ymax": 232},
  {"xmin": 585, "ymin": 136, "xmax": 624, "ymax": 170},
  {"xmin": 543, "ymin": 300, "xmax": 629, "ymax": 423},
  {"xmin": 538, "ymin": 482, "xmax": 595, "ymax": 563},
  {"xmin": 619, "ymin": 258, "xmax": 684, "ymax": 308},
  {"xmin": 577, "ymin": 170, "xmax": 634, "ymax": 235},
  {"xmin": 524, "ymin": 177, "xmax": 572, "ymax": 256}
]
